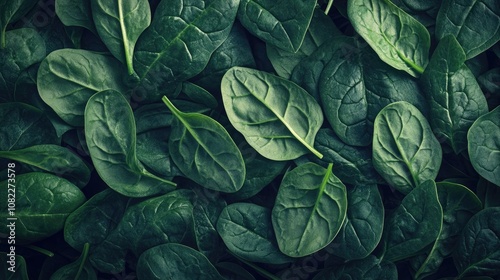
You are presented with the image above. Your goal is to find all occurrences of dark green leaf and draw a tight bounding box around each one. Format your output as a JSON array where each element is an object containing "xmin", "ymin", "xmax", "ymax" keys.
[
  {"xmin": 0, "ymin": 0, "xmax": 38, "ymax": 48},
  {"xmin": 37, "ymin": 49, "xmax": 128, "ymax": 126},
  {"xmin": 85, "ymin": 90, "xmax": 176, "ymax": 197},
  {"xmin": 453, "ymin": 207, "xmax": 500, "ymax": 277},
  {"xmin": 221, "ymin": 67, "xmax": 324, "ymax": 160},
  {"xmin": 382, "ymin": 180, "xmax": 442, "ymax": 262},
  {"xmin": 330, "ymin": 184, "xmax": 384, "ymax": 260},
  {"xmin": 193, "ymin": 196, "xmax": 227, "ymax": 262},
  {"xmin": 348, "ymin": 0, "xmax": 430, "ymax": 77},
  {"xmin": 217, "ymin": 202, "xmax": 293, "ymax": 264},
  {"xmin": 0, "ymin": 254, "xmax": 29, "ymax": 279},
  {"xmin": 55, "ymin": 0, "xmax": 96, "ymax": 33},
  {"xmin": 468, "ymin": 106, "xmax": 500, "ymax": 186},
  {"xmin": 372, "ymin": 101, "xmax": 442, "ymax": 194},
  {"xmin": 137, "ymin": 243, "xmax": 224, "ymax": 280},
  {"xmin": 436, "ymin": 0, "xmax": 500, "ymax": 59},
  {"xmin": 49, "ymin": 243, "xmax": 97, "ymax": 280},
  {"xmin": 163, "ymin": 95, "xmax": 245, "ymax": 193},
  {"xmin": 237, "ymin": 0, "xmax": 317, "ymax": 52},
  {"xmin": 272, "ymin": 163, "xmax": 347, "ymax": 257},
  {"xmin": 91, "ymin": 0, "xmax": 151, "ymax": 75},
  {"xmin": 0, "ymin": 172, "xmax": 86, "ymax": 242}
]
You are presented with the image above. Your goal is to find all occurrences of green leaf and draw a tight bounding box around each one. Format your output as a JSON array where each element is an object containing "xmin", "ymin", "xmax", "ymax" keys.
[
  {"xmin": 348, "ymin": 0, "xmax": 430, "ymax": 77},
  {"xmin": 221, "ymin": 67, "xmax": 324, "ymax": 160},
  {"xmin": 372, "ymin": 101, "xmax": 442, "ymax": 194},
  {"xmin": 0, "ymin": 145, "xmax": 91, "ymax": 188},
  {"xmin": 0, "ymin": 172, "xmax": 86, "ymax": 242},
  {"xmin": 313, "ymin": 255, "xmax": 397, "ymax": 280},
  {"xmin": 0, "ymin": 254, "xmax": 29, "ymax": 279},
  {"xmin": 237, "ymin": 0, "xmax": 317, "ymax": 52},
  {"xmin": 468, "ymin": 106, "xmax": 500, "ymax": 186},
  {"xmin": 330, "ymin": 184, "xmax": 384, "ymax": 260},
  {"xmin": 453, "ymin": 207, "xmax": 500, "ymax": 277},
  {"xmin": 0, "ymin": 28, "xmax": 45, "ymax": 96},
  {"xmin": 163, "ymin": 95, "xmax": 246, "ymax": 193},
  {"xmin": 85, "ymin": 90, "xmax": 176, "ymax": 197},
  {"xmin": 133, "ymin": 0, "xmax": 240, "ymax": 98},
  {"xmin": 0, "ymin": 0, "xmax": 38, "ymax": 48},
  {"xmin": 91, "ymin": 0, "xmax": 151, "ymax": 75},
  {"xmin": 137, "ymin": 243, "xmax": 224, "ymax": 280},
  {"xmin": 37, "ymin": 49, "xmax": 128, "ymax": 126},
  {"xmin": 412, "ymin": 182, "xmax": 482, "ymax": 279},
  {"xmin": 64, "ymin": 189, "xmax": 130, "ymax": 252},
  {"xmin": 382, "ymin": 180, "xmax": 443, "ymax": 262},
  {"xmin": 49, "ymin": 243, "xmax": 97, "ymax": 280},
  {"xmin": 272, "ymin": 163, "xmax": 347, "ymax": 257},
  {"xmin": 55, "ymin": 0, "xmax": 96, "ymax": 33},
  {"xmin": 421, "ymin": 35, "xmax": 489, "ymax": 154},
  {"xmin": 217, "ymin": 203, "xmax": 293, "ymax": 264},
  {"xmin": 179, "ymin": 82, "xmax": 218, "ymax": 109},
  {"xmin": 90, "ymin": 190, "xmax": 194, "ymax": 274},
  {"xmin": 436, "ymin": 0, "xmax": 500, "ymax": 59}
]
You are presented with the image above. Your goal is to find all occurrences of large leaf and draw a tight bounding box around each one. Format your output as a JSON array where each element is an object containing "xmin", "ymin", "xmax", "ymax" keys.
[
  {"xmin": 91, "ymin": 0, "xmax": 151, "ymax": 75},
  {"xmin": 0, "ymin": 172, "xmax": 86, "ymax": 242},
  {"xmin": 0, "ymin": 0, "xmax": 38, "ymax": 48},
  {"xmin": 137, "ymin": 243, "xmax": 224, "ymax": 280},
  {"xmin": 421, "ymin": 35, "xmax": 489, "ymax": 154},
  {"xmin": 221, "ymin": 67, "xmax": 324, "ymax": 160},
  {"xmin": 330, "ymin": 184, "xmax": 384, "ymax": 260},
  {"xmin": 237, "ymin": 0, "xmax": 316, "ymax": 53},
  {"xmin": 132, "ymin": 0, "xmax": 240, "ymax": 99},
  {"xmin": 382, "ymin": 180, "xmax": 443, "ymax": 262},
  {"xmin": 37, "ymin": 49, "xmax": 128, "ymax": 126},
  {"xmin": 372, "ymin": 101, "xmax": 442, "ymax": 194},
  {"xmin": 468, "ymin": 106, "xmax": 500, "ymax": 186},
  {"xmin": 453, "ymin": 207, "xmax": 500, "ymax": 277},
  {"xmin": 163, "ymin": 96, "xmax": 245, "ymax": 193},
  {"xmin": 272, "ymin": 163, "xmax": 347, "ymax": 257},
  {"xmin": 348, "ymin": 0, "xmax": 430, "ymax": 77},
  {"xmin": 436, "ymin": 0, "xmax": 500, "ymax": 59},
  {"xmin": 85, "ymin": 90, "xmax": 176, "ymax": 197},
  {"xmin": 217, "ymin": 203, "xmax": 293, "ymax": 264}
]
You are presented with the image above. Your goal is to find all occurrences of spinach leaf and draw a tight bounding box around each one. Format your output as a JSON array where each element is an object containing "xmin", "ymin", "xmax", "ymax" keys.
[
  {"xmin": 310, "ymin": 128, "xmax": 381, "ymax": 185},
  {"xmin": 137, "ymin": 243, "xmax": 224, "ymax": 280},
  {"xmin": 64, "ymin": 189, "xmax": 130, "ymax": 252},
  {"xmin": 90, "ymin": 0, "xmax": 151, "ymax": 75},
  {"xmin": 330, "ymin": 184, "xmax": 384, "ymax": 260},
  {"xmin": 382, "ymin": 180, "xmax": 442, "ymax": 262},
  {"xmin": 163, "ymin": 95, "xmax": 245, "ymax": 193},
  {"xmin": 372, "ymin": 101, "xmax": 442, "ymax": 194},
  {"xmin": 272, "ymin": 163, "xmax": 347, "ymax": 257},
  {"xmin": 217, "ymin": 202, "xmax": 293, "ymax": 264},
  {"xmin": 0, "ymin": 172, "xmax": 86, "ymax": 242},
  {"xmin": 237, "ymin": 0, "xmax": 317, "ymax": 52},
  {"xmin": 85, "ymin": 90, "xmax": 176, "ymax": 197},
  {"xmin": 55, "ymin": 0, "xmax": 96, "ymax": 33},
  {"xmin": 179, "ymin": 82, "xmax": 218, "ymax": 109},
  {"xmin": 313, "ymin": 255, "xmax": 397, "ymax": 280},
  {"xmin": 90, "ymin": 190, "xmax": 194, "ymax": 274},
  {"xmin": 436, "ymin": 0, "xmax": 500, "ymax": 59},
  {"xmin": 348, "ymin": 0, "xmax": 430, "ymax": 77},
  {"xmin": 37, "ymin": 49, "xmax": 128, "ymax": 126},
  {"xmin": 132, "ymin": 0, "xmax": 240, "ymax": 99},
  {"xmin": 421, "ymin": 35, "xmax": 489, "ymax": 154},
  {"xmin": 412, "ymin": 182, "xmax": 482, "ymax": 279},
  {"xmin": 0, "ymin": 144, "xmax": 91, "ymax": 188},
  {"xmin": 221, "ymin": 66, "xmax": 324, "ymax": 160},
  {"xmin": 453, "ymin": 207, "xmax": 500, "ymax": 278},
  {"xmin": 0, "ymin": 28, "xmax": 45, "ymax": 96},
  {"xmin": 467, "ymin": 106, "xmax": 500, "ymax": 186},
  {"xmin": 0, "ymin": 102, "xmax": 58, "ymax": 151},
  {"xmin": 193, "ymin": 196, "xmax": 227, "ymax": 262},
  {"xmin": 49, "ymin": 243, "xmax": 97, "ymax": 280},
  {"xmin": 0, "ymin": 0, "xmax": 38, "ymax": 48}
]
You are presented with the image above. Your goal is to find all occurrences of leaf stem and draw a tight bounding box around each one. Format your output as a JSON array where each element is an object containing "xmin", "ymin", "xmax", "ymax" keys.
[
  {"xmin": 117, "ymin": 0, "xmax": 134, "ymax": 75},
  {"xmin": 24, "ymin": 245, "xmax": 54, "ymax": 257},
  {"xmin": 1, "ymin": 28, "xmax": 6, "ymax": 49},
  {"xmin": 74, "ymin": 243, "xmax": 90, "ymax": 280},
  {"xmin": 325, "ymin": 0, "xmax": 334, "ymax": 15}
]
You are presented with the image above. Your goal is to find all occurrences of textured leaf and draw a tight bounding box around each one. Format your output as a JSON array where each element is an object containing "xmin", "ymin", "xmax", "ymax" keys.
[
  {"xmin": 85, "ymin": 90, "xmax": 176, "ymax": 197},
  {"xmin": 348, "ymin": 0, "xmax": 430, "ymax": 77},
  {"xmin": 272, "ymin": 163, "xmax": 347, "ymax": 257},
  {"xmin": 221, "ymin": 67, "xmax": 323, "ymax": 160},
  {"xmin": 372, "ymin": 101, "xmax": 442, "ymax": 194},
  {"xmin": 237, "ymin": 0, "xmax": 316, "ymax": 52},
  {"xmin": 0, "ymin": 0, "xmax": 38, "ymax": 48}
]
